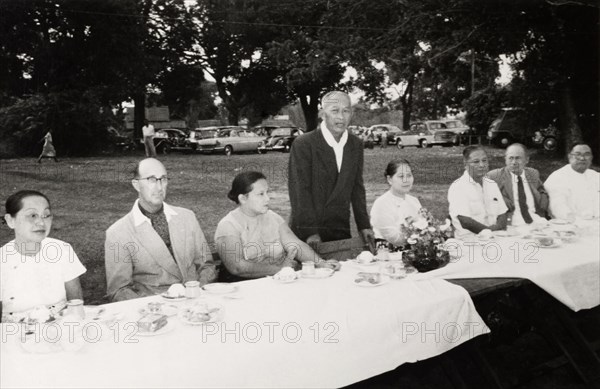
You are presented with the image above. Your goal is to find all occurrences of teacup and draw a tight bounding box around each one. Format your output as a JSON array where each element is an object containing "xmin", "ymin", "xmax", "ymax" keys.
[{"xmin": 534, "ymin": 235, "xmax": 555, "ymax": 247}]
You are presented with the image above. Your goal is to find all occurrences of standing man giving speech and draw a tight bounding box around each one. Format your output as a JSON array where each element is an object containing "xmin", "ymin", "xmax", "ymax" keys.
[{"xmin": 288, "ymin": 91, "xmax": 375, "ymax": 252}]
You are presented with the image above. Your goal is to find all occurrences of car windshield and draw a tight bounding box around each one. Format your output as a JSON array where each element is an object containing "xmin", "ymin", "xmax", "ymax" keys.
[
  {"xmin": 445, "ymin": 121, "xmax": 458, "ymax": 128},
  {"xmin": 271, "ymin": 128, "xmax": 293, "ymax": 136}
]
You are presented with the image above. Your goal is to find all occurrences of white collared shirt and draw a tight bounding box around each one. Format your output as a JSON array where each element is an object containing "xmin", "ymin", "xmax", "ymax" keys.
[
  {"xmin": 545, "ymin": 165, "xmax": 600, "ymax": 220},
  {"xmin": 448, "ymin": 171, "xmax": 508, "ymax": 237},
  {"xmin": 509, "ymin": 171, "xmax": 542, "ymax": 226},
  {"xmin": 320, "ymin": 121, "xmax": 348, "ymax": 172},
  {"xmin": 370, "ymin": 190, "xmax": 422, "ymax": 246},
  {"xmin": 142, "ymin": 124, "xmax": 155, "ymax": 137},
  {"xmin": 132, "ymin": 199, "xmax": 178, "ymax": 227}
]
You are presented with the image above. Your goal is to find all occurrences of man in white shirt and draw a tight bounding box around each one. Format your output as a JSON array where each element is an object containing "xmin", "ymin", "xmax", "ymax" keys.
[
  {"xmin": 487, "ymin": 143, "xmax": 550, "ymax": 226},
  {"xmin": 448, "ymin": 146, "xmax": 508, "ymax": 237},
  {"xmin": 142, "ymin": 119, "xmax": 157, "ymax": 158},
  {"xmin": 545, "ymin": 143, "xmax": 599, "ymax": 220},
  {"xmin": 288, "ymin": 91, "xmax": 375, "ymax": 252}
]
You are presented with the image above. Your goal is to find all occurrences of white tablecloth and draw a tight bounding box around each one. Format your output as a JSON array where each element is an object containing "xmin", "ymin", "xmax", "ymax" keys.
[
  {"xmin": 415, "ymin": 233, "xmax": 600, "ymax": 312},
  {"xmin": 1, "ymin": 265, "xmax": 488, "ymax": 388}
]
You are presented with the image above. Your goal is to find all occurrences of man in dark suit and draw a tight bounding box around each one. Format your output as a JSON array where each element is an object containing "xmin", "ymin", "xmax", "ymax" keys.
[
  {"xmin": 486, "ymin": 143, "xmax": 549, "ymax": 226},
  {"xmin": 288, "ymin": 91, "xmax": 375, "ymax": 252},
  {"xmin": 105, "ymin": 158, "xmax": 217, "ymax": 301}
]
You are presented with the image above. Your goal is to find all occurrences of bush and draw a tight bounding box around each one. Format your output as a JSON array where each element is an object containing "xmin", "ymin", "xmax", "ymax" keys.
[{"xmin": 0, "ymin": 91, "xmax": 110, "ymax": 157}]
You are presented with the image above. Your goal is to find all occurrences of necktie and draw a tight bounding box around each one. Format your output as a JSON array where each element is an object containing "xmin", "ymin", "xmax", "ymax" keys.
[{"xmin": 517, "ymin": 176, "xmax": 533, "ymax": 224}]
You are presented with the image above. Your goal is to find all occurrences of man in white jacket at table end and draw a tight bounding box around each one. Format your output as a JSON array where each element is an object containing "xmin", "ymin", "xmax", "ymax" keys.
[{"xmin": 544, "ymin": 143, "xmax": 599, "ymax": 221}]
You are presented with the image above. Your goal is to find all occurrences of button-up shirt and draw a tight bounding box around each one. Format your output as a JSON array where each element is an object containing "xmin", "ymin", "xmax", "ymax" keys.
[
  {"xmin": 448, "ymin": 171, "xmax": 508, "ymax": 237},
  {"xmin": 545, "ymin": 165, "xmax": 600, "ymax": 220}
]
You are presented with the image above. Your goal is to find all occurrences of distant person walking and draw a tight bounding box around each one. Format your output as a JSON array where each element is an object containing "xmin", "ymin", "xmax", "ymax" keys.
[
  {"xmin": 37, "ymin": 131, "xmax": 58, "ymax": 163},
  {"xmin": 142, "ymin": 119, "xmax": 157, "ymax": 158}
]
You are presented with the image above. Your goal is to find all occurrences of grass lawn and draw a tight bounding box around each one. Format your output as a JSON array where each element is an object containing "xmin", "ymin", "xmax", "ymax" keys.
[{"xmin": 0, "ymin": 145, "xmax": 578, "ymax": 304}]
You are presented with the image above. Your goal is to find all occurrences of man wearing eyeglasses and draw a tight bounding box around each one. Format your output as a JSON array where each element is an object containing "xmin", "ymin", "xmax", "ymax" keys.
[
  {"xmin": 545, "ymin": 143, "xmax": 599, "ymax": 221},
  {"xmin": 486, "ymin": 143, "xmax": 550, "ymax": 226},
  {"xmin": 105, "ymin": 158, "xmax": 217, "ymax": 302}
]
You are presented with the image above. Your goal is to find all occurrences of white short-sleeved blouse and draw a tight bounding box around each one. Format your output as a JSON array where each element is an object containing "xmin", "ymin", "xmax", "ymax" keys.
[
  {"xmin": 370, "ymin": 190, "xmax": 422, "ymax": 246},
  {"xmin": 1, "ymin": 237, "xmax": 86, "ymax": 321}
]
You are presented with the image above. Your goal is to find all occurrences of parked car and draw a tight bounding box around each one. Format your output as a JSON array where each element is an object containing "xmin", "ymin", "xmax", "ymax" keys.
[
  {"xmin": 349, "ymin": 126, "xmax": 374, "ymax": 148},
  {"xmin": 107, "ymin": 127, "xmax": 136, "ymax": 152},
  {"xmin": 395, "ymin": 121, "xmax": 456, "ymax": 147},
  {"xmin": 258, "ymin": 127, "xmax": 304, "ymax": 153},
  {"xmin": 367, "ymin": 124, "xmax": 399, "ymax": 145},
  {"xmin": 443, "ymin": 119, "xmax": 473, "ymax": 144},
  {"xmin": 532, "ymin": 124, "xmax": 559, "ymax": 151},
  {"xmin": 194, "ymin": 127, "xmax": 265, "ymax": 156},
  {"xmin": 153, "ymin": 129, "xmax": 189, "ymax": 154},
  {"xmin": 487, "ymin": 108, "xmax": 558, "ymax": 150},
  {"xmin": 252, "ymin": 125, "xmax": 281, "ymax": 137},
  {"xmin": 187, "ymin": 126, "xmax": 229, "ymax": 150},
  {"xmin": 389, "ymin": 126, "xmax": 434, "ymax": 149}
]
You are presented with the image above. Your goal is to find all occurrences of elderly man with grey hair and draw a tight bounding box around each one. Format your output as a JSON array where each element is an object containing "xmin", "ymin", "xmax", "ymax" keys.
[
  {"xmin": 486, "ymin": 143, "xmax": 549, "ymax": 226},
  {"xmin": 288, "ymin": 91, "xmax": 375, "ymax": 252}
]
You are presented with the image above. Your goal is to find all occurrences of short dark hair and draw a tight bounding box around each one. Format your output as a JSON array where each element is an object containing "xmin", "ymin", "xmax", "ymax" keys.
[
  {"xmin": 463, "ymin": 146, "xmax": 485, "ymax": 161},
  {"xmin": 384, "ymin": 159, "xmax": 412, "ymax": 178},
  {"xmin": 227, "ymin": 171, "xmax": 267, "ymax": 204},
  {"xmin": 569, "ymin": 143, "xmax": 591, "ymax": 153},
  {"xmin": 5, "ymin": 190, "xmax": 51, "ymax": 217}
]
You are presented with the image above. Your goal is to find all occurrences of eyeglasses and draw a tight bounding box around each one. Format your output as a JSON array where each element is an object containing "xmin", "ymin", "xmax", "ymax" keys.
[
  {"xmin": 136, "ymin": 176, "xmax": 168, "ymax": 184},
  {"xmin": 570, "ymin": 152, "xmax": 592, "ymax": 159}
]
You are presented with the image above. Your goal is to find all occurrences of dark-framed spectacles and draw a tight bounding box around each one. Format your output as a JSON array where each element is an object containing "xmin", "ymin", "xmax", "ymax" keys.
[{"xmin": 136, "ymin": 176, "xmax": 168, "ymax": 184}]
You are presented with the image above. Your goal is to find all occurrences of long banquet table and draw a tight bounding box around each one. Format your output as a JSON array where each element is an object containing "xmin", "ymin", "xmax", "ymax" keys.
[
  {"xmin": 0, "ymin": 265, "xmax": 489, "ymax": 389},
  {"xmin": 415, "ymin": 229, "xmax": 600, "ymax": 312}
]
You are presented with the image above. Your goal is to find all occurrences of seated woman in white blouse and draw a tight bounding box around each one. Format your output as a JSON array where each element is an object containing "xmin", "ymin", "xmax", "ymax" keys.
[
  {"xmin": 215, "ymin": 171, "xmax": 338, "ymax": 280},
  {"xmin": 370, "ymin": 159, "xmax": 422, "ymax": 248},
  {"xmin": 1, "ymin": 190, "xmax": 86, "ymax": 322}
]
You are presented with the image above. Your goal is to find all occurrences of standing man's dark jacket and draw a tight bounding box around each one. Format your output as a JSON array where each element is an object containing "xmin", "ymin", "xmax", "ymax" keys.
[{"xmin": 288, "ymin": 129, "xmax": 371, "ymax": 242}]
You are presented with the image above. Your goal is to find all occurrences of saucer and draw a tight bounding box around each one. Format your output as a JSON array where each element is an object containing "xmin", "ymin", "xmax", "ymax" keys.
[
  {"xmin": 160, "ymin": 293, "xmax": 187, "ymax": 302},
  {"xmin": 203, "ymin": 283, "xmax": 238, "ymax": 294},
  {"xmin": 298, "ymin": 268, "xmax": 334, "ymax": 279}
]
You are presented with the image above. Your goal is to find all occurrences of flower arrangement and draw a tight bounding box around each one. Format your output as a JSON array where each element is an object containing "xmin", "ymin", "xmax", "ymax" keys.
[{"xmin": 399, "ymin": 208, "xmax": 454, "ymax": 272}]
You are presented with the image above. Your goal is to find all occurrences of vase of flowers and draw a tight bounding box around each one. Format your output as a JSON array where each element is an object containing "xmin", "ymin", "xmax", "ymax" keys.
[{"xmin": 399, "ymin": 208, "xmax": 454, "ymax": 272}]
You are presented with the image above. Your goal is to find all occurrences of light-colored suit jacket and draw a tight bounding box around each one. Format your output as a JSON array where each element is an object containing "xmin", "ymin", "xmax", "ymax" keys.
[
  {"xmin": 105, "ymin": 201, "xmax": 217, "ymax": 302},
  {"xmin": 486, "ymin": 167, "xmax": 549, "ymax": 219}
]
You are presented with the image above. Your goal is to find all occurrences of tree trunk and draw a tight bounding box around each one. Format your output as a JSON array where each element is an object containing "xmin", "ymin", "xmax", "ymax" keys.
[
  {"xmin": 558, "ymin": 82, "xmax": 583, "ymax": 154},
  {"xmin": 227, "ymin": 107, "xmax": 239, "ymax": 125},
  {"xmin": 299, "ymin": 92, "xmax": 320, "ymax": 132},
  {"xmin": 133, "ymin": 92, "xmax": 145, "ymax": 140},
  {"xmin": 400, "ymin": 75, "xmax": 415, "ymax": 130}
]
